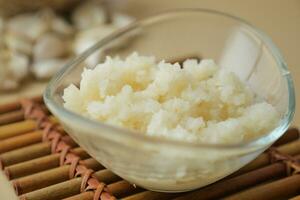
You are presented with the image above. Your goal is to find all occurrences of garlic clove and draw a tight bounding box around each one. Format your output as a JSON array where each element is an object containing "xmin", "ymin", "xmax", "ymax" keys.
[
  {"xmin": 73, "ymin": 26, "xmax": 118, "ymax": 66},
  {"xmin": 72, "ymin": 1, "xmax": 133, "ymax": 29},
  {"xmin": 5, "ymin": 32, "xmax": 32, "ymax": 55},
  {"xmin": 0, "ymin": 51, "xmax": 29, "ymax": 91},
  {"xmin": 33, "ymin": 33, "xmax": 70, "ymax": 61},
  {"xmin": 74, "ymin": 26, "xmax": 117, "ymax": 54},
  {"xmin": 113, "ymin": 13, "xmax": 134, "ymax": 28},
  {"xmin": 7, "ymin": 13, "xmax": 49, "ymax": 42},
  {"xmin": 72, "ymin": 1, "xmax": 134, "ymax": 66},
  {"xmin": 31, "ymin": 58, "xmax": 69, "ymax": 79},
  {"xmin": 7, "ymin": 8, "xmax": 73, "ymax": 42},
  {"xmin": 9, "ymin": 52, "xmax": 29, "ymax": 80},
  {"xmin": 73, "ymin": 23, "xmax": 134, "ymax": 66},
  {"xmin": 72, "ymin": 1, "xmax": 106, "ymax": 30},
  {"xmin": 51, "ymin": 16, "xmax": 74, "ymax": 36}
]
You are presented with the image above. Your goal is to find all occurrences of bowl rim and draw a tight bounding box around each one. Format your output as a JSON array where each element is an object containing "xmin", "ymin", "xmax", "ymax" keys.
[{"xmin": 44, "ymin": 8, "xmax": 296, "ymax": 150}]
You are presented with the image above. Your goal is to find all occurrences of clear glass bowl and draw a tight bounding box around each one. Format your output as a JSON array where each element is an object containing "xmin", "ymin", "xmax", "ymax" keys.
[{"xmin": 44, "ymin": 9, "xmax": 295, "ymax": 192}]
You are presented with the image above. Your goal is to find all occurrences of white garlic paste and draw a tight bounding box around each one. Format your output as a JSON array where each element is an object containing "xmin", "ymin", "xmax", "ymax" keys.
[{"xmin": 63, "ymin": 53, "xmax": 279, "ymax": 144}]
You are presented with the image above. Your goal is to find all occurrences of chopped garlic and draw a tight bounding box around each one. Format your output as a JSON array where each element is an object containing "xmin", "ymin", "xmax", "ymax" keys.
[{"xmin": 63, "ymin": 53, "xmax": 279, "ymax": 144}]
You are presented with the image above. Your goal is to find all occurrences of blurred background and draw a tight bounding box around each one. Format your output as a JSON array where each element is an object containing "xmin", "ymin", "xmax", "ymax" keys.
[{"xmin": 0, "ymin": 0, "xmax": 299, "ymax": 125}]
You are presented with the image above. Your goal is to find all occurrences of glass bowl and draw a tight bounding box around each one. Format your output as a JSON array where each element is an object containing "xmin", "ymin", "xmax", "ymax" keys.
[{"xmin": 44, "ymin": 9, "xmax": 295, "ymax": 192}]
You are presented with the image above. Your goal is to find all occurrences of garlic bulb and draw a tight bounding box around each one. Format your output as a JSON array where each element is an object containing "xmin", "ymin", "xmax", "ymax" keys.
[
  {"xmin": 0, "ymin": 9, "xmax": 74, "ymax": 90},
  {"xmin": 0, "ymin": 1, "xmax": 134, "ymax": 91}
]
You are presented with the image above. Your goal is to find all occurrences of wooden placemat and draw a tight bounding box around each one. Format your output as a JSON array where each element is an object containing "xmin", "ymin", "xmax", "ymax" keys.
[{"xmin": 0, "ymin": 97, "xmax": 299, "ymax": 200}]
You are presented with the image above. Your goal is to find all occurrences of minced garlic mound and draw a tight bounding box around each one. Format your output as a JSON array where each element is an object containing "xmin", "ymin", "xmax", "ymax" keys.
[{"xmin": 63, "ymin": 53, "xmax": 279, "ymax": 144}]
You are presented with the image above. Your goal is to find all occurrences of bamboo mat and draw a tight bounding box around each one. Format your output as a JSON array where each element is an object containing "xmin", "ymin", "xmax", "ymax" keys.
[{"xmin": 0, "ymin": 97, "xmax": 299, "ymax": 200}]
